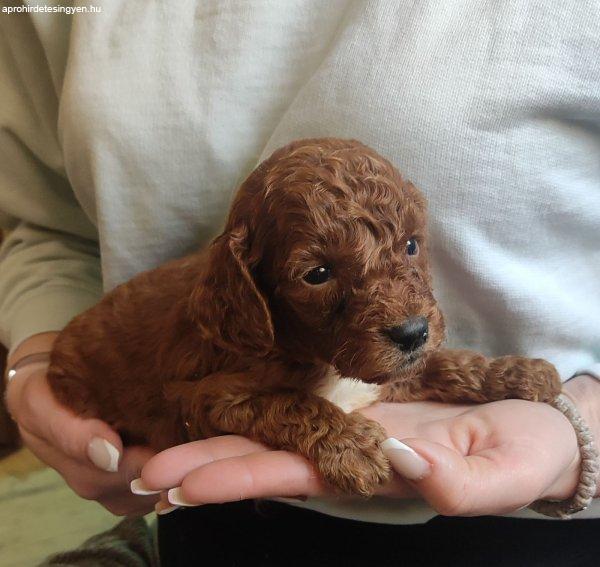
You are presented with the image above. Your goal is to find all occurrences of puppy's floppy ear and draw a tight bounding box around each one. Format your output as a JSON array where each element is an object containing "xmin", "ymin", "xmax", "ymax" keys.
[{"xmin": 189, "ymin": 224, "xmax": 274, "ymax": 356}]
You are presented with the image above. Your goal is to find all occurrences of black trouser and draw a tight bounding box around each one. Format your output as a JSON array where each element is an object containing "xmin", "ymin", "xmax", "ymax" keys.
[{"xmin": 158, "ymin": 500, "xmax": 600, "ymax": 566}]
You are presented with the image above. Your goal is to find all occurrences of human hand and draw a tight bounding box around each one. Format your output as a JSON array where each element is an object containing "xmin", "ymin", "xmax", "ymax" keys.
[
  {"xmin": 135, "ymin": 396, "xmax": 582, "ymax": 516},
  {"xmin": 5, "ymin": 333, "xmax": 158, "ymax": 516},
  {"xmin": 362, "ymin": 398, "xmax": 580, "ymax": 516},
  {"xmin": 378, "ymin": 375, "xmax": 599, "ymax": 516}
]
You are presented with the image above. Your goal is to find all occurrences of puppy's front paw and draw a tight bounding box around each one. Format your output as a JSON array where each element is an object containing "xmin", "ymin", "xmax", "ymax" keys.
[
  {"xmin": 315, "ymin": 414, "xmax": 391, "ymax": 497},
  {"xmin": 486, "ymin": 356, "xmax": 562, "ymax": 403}
]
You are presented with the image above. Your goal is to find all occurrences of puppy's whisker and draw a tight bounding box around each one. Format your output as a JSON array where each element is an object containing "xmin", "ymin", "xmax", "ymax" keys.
[
  {"xmin": 347, "ymin": 349, "xmax": 360, "ymax": 372},
  {"xmin": 331, "ymin": 339, "xmax": 350, "ymax": 366}
]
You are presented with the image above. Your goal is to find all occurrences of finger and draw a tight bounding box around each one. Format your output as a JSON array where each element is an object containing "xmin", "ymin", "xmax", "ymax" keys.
[
  {"xmin": 11, "ymin": 371, "xmax": 123, "ymax": 471},
  {"xmin": 140, "ymin": 436, "xmax": 416, "ymax": 501},
  {"xmin": 21, "ymin": 427, "xmax": 157, "ymax": 503},
  {"xmin": 376, "ymin": 474, "xmax": 419, "ymax": 498},
  {"xmin": 20, "ymin": 427, "xmax": 105, "ymax": 500},
  {"xmin": 155, "ymin": 493, "xmax": 180, "ymax": 516},
  {"xmin": 100, "ymin": 491, "xmax": 159, "ymax": 517},
  {"xmin": 138, "ymin": 435, "xmax": 268, "ymax": 491},
  {"xmin": 23, "ymin": 428, "xmax": 159, "ymax": 515},
  {"xmin": 384, "ymin": 437, "xmax": 543, "ymax": 516},
  {"xmin": 167, "ymin": 450, "xmax": 327, "ymax": 506}
]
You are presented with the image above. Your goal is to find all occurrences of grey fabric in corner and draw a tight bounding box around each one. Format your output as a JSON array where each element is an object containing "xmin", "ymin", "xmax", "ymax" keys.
[{"xmin": 38, "ymin": 517, "xmax": 157, "ymax": 567}]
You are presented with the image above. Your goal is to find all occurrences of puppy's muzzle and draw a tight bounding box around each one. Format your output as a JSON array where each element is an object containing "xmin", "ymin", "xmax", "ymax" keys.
[{"xmin": 385, "ymin": 317, "xmax": 429, "ymax": 352}]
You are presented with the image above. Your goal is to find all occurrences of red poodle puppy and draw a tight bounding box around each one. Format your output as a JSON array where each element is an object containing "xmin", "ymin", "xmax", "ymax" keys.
[{"xmin": 48, "ymin": 138, "xmax": 560, "ymax": 496}]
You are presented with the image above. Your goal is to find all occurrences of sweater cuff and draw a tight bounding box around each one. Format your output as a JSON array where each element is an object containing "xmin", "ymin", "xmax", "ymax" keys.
[
  {"xmin": 5, "ymin": 286, "xmax": 101, "ymax": 354},
  {"xmin": 570, "ymin": 364, "xmax": 600, "ymax": 382}
]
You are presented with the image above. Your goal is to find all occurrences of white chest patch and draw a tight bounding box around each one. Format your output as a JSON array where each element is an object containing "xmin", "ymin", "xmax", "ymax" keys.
[{"xmin": 314, "ymin": 371, "xmax": 381, "ymax": 413}]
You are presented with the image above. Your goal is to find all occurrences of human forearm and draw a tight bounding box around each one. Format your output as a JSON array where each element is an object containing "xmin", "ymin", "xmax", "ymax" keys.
[
  {"xmin": 0, "ymin": 17, "xmax": 102, "ymax": 353},
  {"xmin": 0, "ymin": 224, "xmax": 103, "ymax": 352}
]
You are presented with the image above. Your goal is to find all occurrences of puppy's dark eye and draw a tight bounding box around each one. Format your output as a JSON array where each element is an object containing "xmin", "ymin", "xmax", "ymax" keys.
[
  {"xmin": 303, "ymin": 266, "xmax": 332, "ymax": 285},
  {"xmin": 406, "ymin": 237, "xmax": 419, "ymax": 256}
]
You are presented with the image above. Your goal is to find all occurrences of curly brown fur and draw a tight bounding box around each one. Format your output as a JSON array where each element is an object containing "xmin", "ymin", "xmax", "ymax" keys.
[
  {"xmin": 381, "ymin": 349, "xmax": 561, "ymax": 404},
  {"xmin": 165, "ymin": 370, "xmax": 390, "ymax": 496},
  {"xmin": 47, "ymin": 138, "xmax": 561, "ymax": 496}
]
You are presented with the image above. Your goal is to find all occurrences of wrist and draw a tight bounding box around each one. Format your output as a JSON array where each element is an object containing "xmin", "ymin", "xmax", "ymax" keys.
[
  {"xmin": 4, "ymin": 332, "xmax": 57, "ymax": 391},
  {"xmin": 4, "ymin": 336, "xmax": 55, "ymax": 422},
  {"xmin": 7, "ymin": 332, "xmax": 59, "ymax": 369},
  {"xmin": 563, "ymin": 375, "xmax": 600, "ymax": 497},
  {"xmin": 6, "ymin": 352, "xmax": 51, "ymax": 383}
]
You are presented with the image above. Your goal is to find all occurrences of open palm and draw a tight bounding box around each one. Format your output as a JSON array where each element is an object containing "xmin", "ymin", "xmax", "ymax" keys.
[{"xmin": 137, "ymin": 399, "xmax": 580, "ymax": 516}]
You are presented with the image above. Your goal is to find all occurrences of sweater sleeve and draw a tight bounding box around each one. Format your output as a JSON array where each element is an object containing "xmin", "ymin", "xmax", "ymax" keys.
[
  {"xmin": 0, "ymin": 5, "xmax": 102, "ymax": 352},
  {"xmin": 572, "ymin": 365, "xmax": 600, "ymax": 382}
]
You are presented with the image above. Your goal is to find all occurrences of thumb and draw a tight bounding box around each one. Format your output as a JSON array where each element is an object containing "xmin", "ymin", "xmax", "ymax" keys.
[
  {"xmin": 382, "ymin": 437, "xmax": 535, "ymax": 516},
  {"xmin": 78, "ymin": 419, "xmax": 124, "ymax": 473},
  {"xmin": 10, "ymin": 369, "xmax": 123, "ymax": 472}
]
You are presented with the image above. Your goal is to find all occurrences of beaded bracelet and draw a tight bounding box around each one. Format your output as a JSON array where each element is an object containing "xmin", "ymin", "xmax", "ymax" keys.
[{"xmin": 529, "ymin": 394, "xmax": 600, "ymax": 519}]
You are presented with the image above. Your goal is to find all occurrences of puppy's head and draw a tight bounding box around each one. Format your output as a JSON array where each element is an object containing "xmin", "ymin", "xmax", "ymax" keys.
[{"xmin": 190, "ymin": 138, "xmax": 444, "ymax": 383}]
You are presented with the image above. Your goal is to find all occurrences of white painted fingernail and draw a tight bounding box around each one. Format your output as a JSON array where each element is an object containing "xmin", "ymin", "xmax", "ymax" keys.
[
  {"xmin": 155, "ymin": 502, "xmax": 180, "ymax": 515},
  {"xmin": 167, "ymin": 487, "xmax": 197, "ymax": 507},
  {"xmin": 381, "ymin": 438, "xmax": 431, "ymax": 481},
  {"xmin": 87, "ymin": 437, "xmax": 120, "ymax": 472},
  {"xmin": 130, "ymin": 478, "xmax": 162, "ymax": 496}
]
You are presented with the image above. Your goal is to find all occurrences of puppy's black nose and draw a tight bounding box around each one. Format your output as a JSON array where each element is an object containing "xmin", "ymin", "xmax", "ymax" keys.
[{"xmin": 386, "ymin": 317, "xmax": 429, "ymax": 351}]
